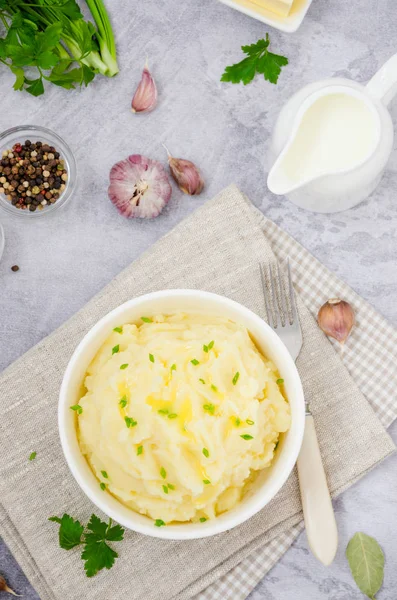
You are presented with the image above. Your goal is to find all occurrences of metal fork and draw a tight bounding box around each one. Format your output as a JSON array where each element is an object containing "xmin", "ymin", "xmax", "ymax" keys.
[{"xmin": 260, "ymin": 260, "xmax": 338, "ymax": 566}]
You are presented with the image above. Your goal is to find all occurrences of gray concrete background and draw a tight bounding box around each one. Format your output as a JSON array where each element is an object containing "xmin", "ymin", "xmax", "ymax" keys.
[{"xmin": 0, "ymin": 0, "xmax": 396, "ymax": 597}]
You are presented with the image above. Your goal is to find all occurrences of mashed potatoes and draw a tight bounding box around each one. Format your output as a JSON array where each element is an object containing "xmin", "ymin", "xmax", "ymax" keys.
[{"xmin": 77, "ymin": 313, "xmax": 290, "ymax": 524}]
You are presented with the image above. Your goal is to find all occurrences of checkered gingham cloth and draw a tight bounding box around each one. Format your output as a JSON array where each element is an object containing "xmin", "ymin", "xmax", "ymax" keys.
[{"xmin": 197, "ymin": 204, "xmax": 397, "ymax": 600}]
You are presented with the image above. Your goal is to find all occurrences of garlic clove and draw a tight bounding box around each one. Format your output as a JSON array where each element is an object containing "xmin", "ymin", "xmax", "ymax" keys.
[
  {"xmin": 131, "ymin": 61, "xmax": 157, "ymax": 113},
  {"xmin": 108, "ymin": 155, "xmax": 172, "ymax": 219},
  {"xmin": 0, "ymin": 575, "xmax": 21, "ymax": 596},
  {"xmin": 317, "ymin": 298, "xmax": 355, "ymax": 345},
  {"xmin": 163, "ymin": 145, "xmax": 204, "ymax": 195}
]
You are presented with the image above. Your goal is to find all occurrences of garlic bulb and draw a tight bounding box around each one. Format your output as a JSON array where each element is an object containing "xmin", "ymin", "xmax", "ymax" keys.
[
  {"xmin": 108, "ymin": 155, "xmax": 172, "ymax": 218},
  {"xmin": 317, "ymin": 298, "xmax": 355, "ymax": 345}
]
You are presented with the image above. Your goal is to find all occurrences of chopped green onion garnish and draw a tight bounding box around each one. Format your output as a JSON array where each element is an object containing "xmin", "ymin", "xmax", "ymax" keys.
[
  {"xmin": 191, "ymin": 359, "xmax": 200, "ymax": 366},
  {"xmin": 158, "ymin": 409, "xmax": 169, "ymax": 415},
  {"xmin": 162, "ymin": 484, "xmax": 169, "ymax": 494},
  {"xmin": 112, "ymin": 344, "xmax": 120, "ymax": 355},
  {"xmin": 211, "ymin": 384, "xmax": 218, "ymax": 392},
  {"xmin": 149, "ymin": 353, "xmax": 155, "ymax": 363},
  {"xmin": 113, "ymin": 326, "xmax": 123, "ymax": 333},
  {"xmin": 171, "ymin": 363, "xmax": 177, "ymax": 372},
  {"xmin": 203, "ymin": 341, "xmax": 214, "ymax": 352},
  {"xmin": 246, "ymin": 419, "xmax": 255, "ymax": 425},
  {"xmin": 202, "ymin": 448, "xmax": 209, "ymax": 458},
  {"xmin": 70, "ymin": 404, "xmax": 83, "ymax": 415},
  {"xmin": 160, "ymin": 467, "xmax": 166, "ymax": 479},
  {"xmin": 203, "ymin": 479, "xmax": 211, "ymax": 485},
  {"xmin": 199, "ymin": 378, "xmax": 206, "ymax": 384},
  {"xmin": 141, "ymin": 316, "xmax": 153, "ymax": 323},
  {"xmin": 100, "ymin": 482, "xmax": 106, "ymax": 491},
  {"xmin": 199, "ymin": 517, "xmax": 207, "ymax": 523},
  {"xmin": 167, "ymin": 483, "xmax": 175, "ymax": 490},
  {"xmin": 234, "ymin": 417, "xmax": 241, "ymax": 427},
  {"xmin": 101, "ymin": 470, "xmax": 108, "ymax": 479},
  {"xmin": 155, "ymin": 519, "xmax": 165, "ymax": 527},
  {"xmin": 29, "ymin": 451, "xmax": 36, "ymax": 461},
  {"xmin": 232, "ymin": 372, "xmax": 240, "ymax": 385},
  {"xmin": 137, "ymin": 445, "xmax": 143, "ymax": 456},
  {"xmin": 240, "ymin": 434, "xmax": 253, "ymax": 440},
  {"xmin": 119, "ymin": 395, "xmax": 127, "ymax": 408},
  {"xmin": 276, "ymin": 378, "xmax": 284, "ymax": 385},
  {"xmin": 203, "ymin": 403, "xmax": 215, "ymax": 415},
  {"xmin": 168, "ymin": 413, "xmax": 178, "ymax": 419},
  {"xmin": 120, "ymin": 363, "xmax": 129, "ymax": 370},
  {"xmin": 124, "ymin": 416, "xmax": 137, "ymax": 428}
]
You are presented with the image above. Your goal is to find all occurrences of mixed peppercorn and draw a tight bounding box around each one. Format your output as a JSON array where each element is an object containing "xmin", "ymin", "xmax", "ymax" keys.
[{"xmin": 0, "ymin": 140, "xmax": 68, "ymax": 211}]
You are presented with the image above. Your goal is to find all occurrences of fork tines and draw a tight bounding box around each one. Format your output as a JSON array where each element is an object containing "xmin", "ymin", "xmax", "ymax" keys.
[{"xmin": 259, "ymin": 260, "xmax": 297, "ymax": 328}]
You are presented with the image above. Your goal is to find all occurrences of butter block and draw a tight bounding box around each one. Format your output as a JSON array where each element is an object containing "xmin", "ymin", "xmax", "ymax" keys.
[{"xmin": 248, "ymin": 0, "xmax": 294, "ymax": 17}]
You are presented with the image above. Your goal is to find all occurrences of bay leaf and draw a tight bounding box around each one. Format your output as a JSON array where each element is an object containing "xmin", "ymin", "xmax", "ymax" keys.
[{"xmin": 346, "ymin": 532, "xmax": 385, "ymax": 599}]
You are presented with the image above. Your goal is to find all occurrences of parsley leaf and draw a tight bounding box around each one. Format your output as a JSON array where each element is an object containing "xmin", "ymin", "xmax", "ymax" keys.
[
  {"xmin": 49, "ymin": 511, "xmax": 125, "ymax": 577},
  {"xmin": 25, "ymin": 77, "xmax": 45, "ymax": 97},
  {"xmin": 221, "ymin": 34, "xmax": 288, "ymax": 86},
  {"xmin": 82, "ymin": 515, "xmax": 124, "ymax": 577},
  {"xmin": 48, "ymin": 514, "xmax": 84, "ymax": 550},
  {"xmin": 81, "ymin": 538, "xmax": 117, "ymax": 577},
  {"xmin": 10, "ymin": 65, "xmax": 25, "ymax": 91}
]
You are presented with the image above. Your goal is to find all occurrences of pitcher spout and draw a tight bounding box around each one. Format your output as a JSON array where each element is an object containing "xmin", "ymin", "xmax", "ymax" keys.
[{"xmin": 267, "ymin": 162, "xmax": 306, "ymax": 195}]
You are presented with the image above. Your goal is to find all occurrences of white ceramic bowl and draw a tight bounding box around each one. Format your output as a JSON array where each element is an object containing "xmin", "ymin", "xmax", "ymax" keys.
[{"xmin": 59, "ymin": 290, "xmax": 305, "ymax": 540}]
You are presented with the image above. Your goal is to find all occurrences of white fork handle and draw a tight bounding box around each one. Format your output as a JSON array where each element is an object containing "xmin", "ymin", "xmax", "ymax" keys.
[{"xmin": 297, "ymin": 415, "xmax": 338, "ymax": 566}]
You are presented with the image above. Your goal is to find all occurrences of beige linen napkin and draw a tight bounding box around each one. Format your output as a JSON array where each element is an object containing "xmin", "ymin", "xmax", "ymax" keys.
[{"xmin": 0, "ymin": 185, "xmax": 395, "ymax": 600}]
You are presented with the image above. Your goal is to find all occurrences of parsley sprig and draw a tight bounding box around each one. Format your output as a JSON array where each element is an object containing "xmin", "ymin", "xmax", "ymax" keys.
[
  {"xmin": 221, "ymin": 34, "xmax": 288, "ymax": 86},
  {"xmin": 0, "ymin": 3, "xmax": 118, "ymax": 97},
  {"xmin": 49, "ymin": 513, "xmax": 125, "ymax": 577}
]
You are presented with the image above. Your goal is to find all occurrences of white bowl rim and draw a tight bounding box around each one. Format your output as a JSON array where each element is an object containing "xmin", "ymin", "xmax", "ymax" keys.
[{"xmin": 59, "ymin": 289, "xmax": 305, "ymax": 540}]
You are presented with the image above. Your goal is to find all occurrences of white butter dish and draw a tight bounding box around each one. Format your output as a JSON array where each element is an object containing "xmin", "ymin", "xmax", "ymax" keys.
[{"xmin": 218, "ymin": 0, "xmax": 313, "ymax": 32}]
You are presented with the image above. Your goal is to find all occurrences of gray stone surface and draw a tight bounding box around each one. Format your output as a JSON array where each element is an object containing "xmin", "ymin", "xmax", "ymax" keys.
[{"xmin": 0, "ymin": 0, "xmax": 396, "ymax": 597}]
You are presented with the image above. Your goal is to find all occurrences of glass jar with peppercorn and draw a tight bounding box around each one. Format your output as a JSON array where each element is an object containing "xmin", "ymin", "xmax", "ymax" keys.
[{"xmin": 0, "ymin": 125, "xmax": 76, "ymax": 218}]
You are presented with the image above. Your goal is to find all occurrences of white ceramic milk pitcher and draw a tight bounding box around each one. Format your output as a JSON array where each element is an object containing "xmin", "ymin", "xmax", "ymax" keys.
[{"xmin": 267, "ymin": 54, "xmax": 397, "ymax": 213}]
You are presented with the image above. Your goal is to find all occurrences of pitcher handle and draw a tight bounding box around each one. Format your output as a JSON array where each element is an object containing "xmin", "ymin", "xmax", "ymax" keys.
[{"xmin": 366, "ymin": 53, "xmax": 397, "ymax": 106}]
